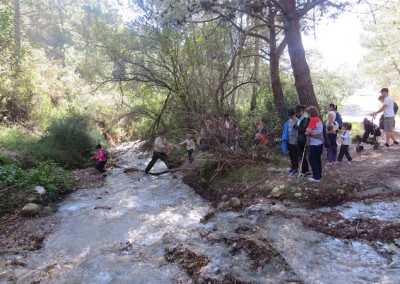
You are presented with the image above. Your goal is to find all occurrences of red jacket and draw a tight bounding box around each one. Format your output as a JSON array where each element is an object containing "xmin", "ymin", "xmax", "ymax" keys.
[{"xmin": 92, "ymin": 149, "xmax": 107, "ymax": 162}]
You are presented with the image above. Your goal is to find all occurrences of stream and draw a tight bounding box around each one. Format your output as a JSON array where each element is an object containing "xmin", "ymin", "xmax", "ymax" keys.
[{"xmin": 1, "ymin": 88, "xmax": 400, "ymax": 283}]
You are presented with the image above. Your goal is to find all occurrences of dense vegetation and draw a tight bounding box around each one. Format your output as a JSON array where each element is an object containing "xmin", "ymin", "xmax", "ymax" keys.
[{"xmin": 1, "ymin": 0, "xmax": 399, "ymax": 215}]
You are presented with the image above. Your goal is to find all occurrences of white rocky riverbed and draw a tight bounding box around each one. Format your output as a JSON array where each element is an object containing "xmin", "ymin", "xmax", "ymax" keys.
[{"xmin": 1, "ymin": 140, "xmax": 400, "ymax": 284}]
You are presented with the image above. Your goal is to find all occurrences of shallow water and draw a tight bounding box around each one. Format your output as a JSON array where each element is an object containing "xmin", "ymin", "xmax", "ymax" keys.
[{"xmin": 1, "ymin": 142, "xmax": 399, "ymax": 283}]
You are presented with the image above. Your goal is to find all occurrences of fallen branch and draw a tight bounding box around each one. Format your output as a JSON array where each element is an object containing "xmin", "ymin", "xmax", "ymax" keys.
[{"xmin": 122, "ymin": 166, "xmax": 192, "ymax": 176}]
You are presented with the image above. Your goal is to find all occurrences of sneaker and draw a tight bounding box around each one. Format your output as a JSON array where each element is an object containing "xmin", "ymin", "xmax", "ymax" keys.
[
  {"xmin": 393, "ymin": 141, "xmax": 399, "ymax": 145},
  {"xmin": 289, "ymin": 170, "xmax": 299, "ymax": 176},
  {"xmin": 384, "ymin": 143, "xmax": 390, "ymax": 147},
  {"xmin": 308, "ymin": 177, "xmax": 321, "ymax": 183}
]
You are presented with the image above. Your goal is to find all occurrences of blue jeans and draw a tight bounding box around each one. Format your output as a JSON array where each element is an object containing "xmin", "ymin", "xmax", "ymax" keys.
[{"xmin": 309, "ymin": 144, "xmax": 323, "ymax": 180}]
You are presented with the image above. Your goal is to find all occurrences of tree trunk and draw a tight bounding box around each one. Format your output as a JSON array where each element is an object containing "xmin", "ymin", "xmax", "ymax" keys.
[
  {"xmin": 13, "ymin": 0, "xmax": 21, "ymax": 52},
  {"xmin": 268, "ymin": 6, "xmax": 285, "ymax": 111},
  {"xmin": 250, "ymin": 36, "xmax": 260, "ymax": 111},
  {"xmin": 231, "ymin": 58, "xmax": 240, "ymax": 106},
  {"xmin": 281, "ymin": 0, "xmax": 319, "ymax": 110}
]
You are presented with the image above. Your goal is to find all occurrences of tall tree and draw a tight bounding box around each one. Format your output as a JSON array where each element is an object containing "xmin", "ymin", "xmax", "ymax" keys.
[
  {"xmin": 360, "ymin": 0, "xmax": 400, "ymax": 87},
  {"xmin": 12, "ymin": 0, "xmax": 20, "ymax": 52},
  {"xmin": 153, "ymin": 0, "xmax": 364, "ymax": 111}
]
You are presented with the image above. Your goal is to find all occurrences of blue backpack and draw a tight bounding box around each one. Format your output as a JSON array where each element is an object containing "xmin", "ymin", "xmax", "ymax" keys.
[
  {"xmin": 280, "ymin": 120, "xmax": 289, "ymax": 155},
  {"xmin": 335, "ymin": 112, "xmax": 343, "ymax": 129}
]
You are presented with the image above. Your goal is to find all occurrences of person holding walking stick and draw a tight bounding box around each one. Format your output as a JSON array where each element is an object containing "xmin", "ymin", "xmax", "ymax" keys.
[
  {"xmin": 305, "ymin": 106, "xmax": 324, "ymax": 183},
  {"xmin": 293, "ymin": 105, "xmax": 310, "ymax": 178}
]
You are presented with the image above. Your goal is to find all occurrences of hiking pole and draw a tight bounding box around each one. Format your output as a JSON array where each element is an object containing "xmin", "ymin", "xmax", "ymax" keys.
[{"xmin": 298, "ymin": 135, "xmax": 308, "ymax": 182}]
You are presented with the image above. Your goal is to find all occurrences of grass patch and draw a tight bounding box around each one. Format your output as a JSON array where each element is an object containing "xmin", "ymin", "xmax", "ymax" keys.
[{"xmin": 214, "ymin": 165, "xmax": 266, "ymax": 189}]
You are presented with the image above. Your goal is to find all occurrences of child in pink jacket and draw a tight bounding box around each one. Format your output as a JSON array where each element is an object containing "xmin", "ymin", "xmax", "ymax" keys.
[{"xmin": 91, "ymin": 144, "xmax": 107, "ymax": 175}]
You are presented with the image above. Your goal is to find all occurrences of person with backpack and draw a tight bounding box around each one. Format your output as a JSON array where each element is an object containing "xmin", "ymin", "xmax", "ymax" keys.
[
  {"xmin": 91, "ymin": 144, "xmax": 108, "ymax": 176},
  {"xmin": 287, "ymin": 109, "xmax": 299, "ymax": 175},
  {"xmin": 378, "ymin": 94, "xmax": 398, "ymax": 130},
  {"xmin": 371, "ymin": 88, "xmax": 399, "ymax": 147},
  {"xmin": 326, "ymin": 103, "xmax": 342, "ymax": 131},
  {"xmin": 293, "ymin": 104, "xmax": 310, "ymax": 177}
]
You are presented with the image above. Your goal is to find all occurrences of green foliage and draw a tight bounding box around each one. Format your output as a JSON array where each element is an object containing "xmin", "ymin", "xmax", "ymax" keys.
[
  {"xmin": 359, "ymin": 0, "xmax": 400, "ymax": 91},
  {"xmin": 214, "ymin": 165, "xmax": 265, "ymax": 189},
  {"xmin": 38, "ymin": 114, "xmax": 102, "ymax": 169},
  {"xmin": 0, "ymin": 157, "xmax": 74, "ymax": 216},
  {"xmin": 0, "ymin": 4, "xmax": 13, "ymax": 57}
]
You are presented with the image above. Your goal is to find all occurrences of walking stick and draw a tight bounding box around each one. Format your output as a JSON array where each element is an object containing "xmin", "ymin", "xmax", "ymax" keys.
[{"xmin": 298, "ymin": 136, "xmax": 308, "ymax": 182}]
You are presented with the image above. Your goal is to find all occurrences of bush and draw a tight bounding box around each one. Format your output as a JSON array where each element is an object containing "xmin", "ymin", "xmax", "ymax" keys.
[
  {"xmin": 37, "ymin": 114, "xmax": 102, "ymax": 169},
  {"xmin": 0, "ymin": 157, "xmax": 74, "ymax": 216}
]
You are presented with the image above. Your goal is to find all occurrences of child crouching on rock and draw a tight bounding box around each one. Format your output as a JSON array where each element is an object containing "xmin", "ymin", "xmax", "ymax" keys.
[{"xmin": 91, "ymin": 144, "xmax": 108, "ymax": 176}]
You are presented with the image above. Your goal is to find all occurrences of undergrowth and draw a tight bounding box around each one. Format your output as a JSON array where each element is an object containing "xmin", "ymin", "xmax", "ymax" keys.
[{"xmin": 0, "ymin": 156, "xmax": 75, "ymax": 216}]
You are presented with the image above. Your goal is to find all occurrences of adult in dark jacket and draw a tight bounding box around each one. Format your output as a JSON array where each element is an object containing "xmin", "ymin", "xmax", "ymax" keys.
[{"xmin": 293, "ymin": 105, "xmax": 310, "ymax": 176}]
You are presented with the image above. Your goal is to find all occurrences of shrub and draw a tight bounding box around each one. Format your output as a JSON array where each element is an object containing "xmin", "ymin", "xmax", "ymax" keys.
[
  {"xmin": 37, "ymin": 114, "xmax": 102, "ymax": 169},
  {"xmin": 0, "ymin": 157, "xmax": 74, "ymax": 216}
]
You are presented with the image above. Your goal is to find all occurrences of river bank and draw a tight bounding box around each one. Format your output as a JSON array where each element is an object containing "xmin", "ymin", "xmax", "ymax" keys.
[{"xmin": 1, "ymin": 135, "xmax": 400, "ymax": 283}]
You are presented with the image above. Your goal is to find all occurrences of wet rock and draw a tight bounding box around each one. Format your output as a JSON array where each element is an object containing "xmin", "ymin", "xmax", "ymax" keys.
[
  {"xmin": 21, "ymin": 203, "xmax": 43, "ymax": 216},
  {"xmin": 271, "ymin": 187, "xmax": 282, "ymax": 197},
  {"xmin": 364, "ymin": 199, "xmax": 372, "ymax": 205},
  {"xmin": 112, "ymin": 241, "xmax": 132, "ymax": 252},
  {"xmin": 200, "ymin": 211, "xmax": 215, "ymax": 223},
  {"xmin": 8, "ymin": 258, "xmax": 27, "ymax": 267},
  {"xmin": 228, "ymin": 197, "xmax": 241, "ymax": 208},
  {"xmin": 29, "ymin": 233, "xmax": 45, "ymax": 243},
  {"xmin": 94, "ymin": 205, "xmax": 112, "ymax": 210},
  {"xmin": 35, "ymin": 186, "xmax": 47, "ymax": 195},
  {"xmin": 26, "ymin": 196, "xmax": 42, "ymax": 204},
  {"xmin": 157, "ymin": 256, "xmax": 166, "ymax": 265},
  {"xmin": 217, "ymin": 201, "xmax": 228, "ymax": 211},
  {"xmin": 384, "ymin": 244, "xmax": 400, "ymax": 255}
]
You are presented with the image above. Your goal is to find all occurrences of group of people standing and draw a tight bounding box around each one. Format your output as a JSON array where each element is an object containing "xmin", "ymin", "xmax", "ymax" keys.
[
  {"xmin": 92, "ymin": 88, "xmax": 397, "ymax": 178},
  {"xmin": 284, "ymin": 104, "xmax": 352, "ymax": 183}
]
